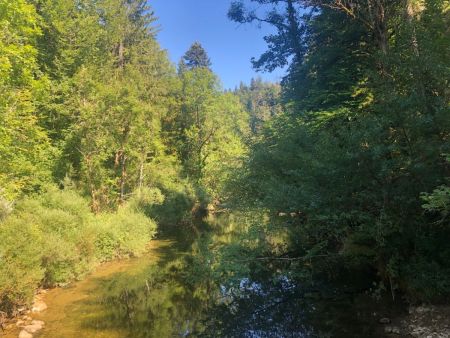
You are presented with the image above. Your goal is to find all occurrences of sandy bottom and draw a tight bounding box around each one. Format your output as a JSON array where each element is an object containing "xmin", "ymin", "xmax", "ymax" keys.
[{"xmin": 2, "ymin": 240, "xmax": 172, "ymax": 338}]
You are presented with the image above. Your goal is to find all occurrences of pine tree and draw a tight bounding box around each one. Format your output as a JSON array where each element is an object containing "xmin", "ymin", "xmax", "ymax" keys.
[{"xmin": 182, "ymin": 42, "xmax": 212, "ymax": 70}]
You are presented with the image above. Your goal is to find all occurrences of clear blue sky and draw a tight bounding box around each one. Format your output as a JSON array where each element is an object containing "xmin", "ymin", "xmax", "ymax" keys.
[{"xmin": 150, "ymin": 0, "xmax": 286, "ymax": 90}]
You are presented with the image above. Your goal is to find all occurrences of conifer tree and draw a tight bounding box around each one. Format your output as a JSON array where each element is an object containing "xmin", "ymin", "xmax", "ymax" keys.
[{"xmin": 182, "ymin": 42, "xmax": 212, "ymax": 70}]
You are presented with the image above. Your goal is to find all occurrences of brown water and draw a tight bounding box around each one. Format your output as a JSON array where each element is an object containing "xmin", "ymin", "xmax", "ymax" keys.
[
  {"xmin": 4, "ymin": 240, "xmax": 174, "ymax": 338},
  {"xmin": 34, "ymin": 240, "xmax": 173, "ymax": 338},
  {"xmin": 3, "ymin": 221, "xmax": 400, "ymax": 338}
]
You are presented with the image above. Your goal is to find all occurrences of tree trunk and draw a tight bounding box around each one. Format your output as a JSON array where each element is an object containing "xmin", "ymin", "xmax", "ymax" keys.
[
  {"xmin": 138, "ymin": 160, "xmax": 144, "ymax": 190},
  {"xmin": 119, "ymin": 154, "xmax": 127, "ymax": 204}
]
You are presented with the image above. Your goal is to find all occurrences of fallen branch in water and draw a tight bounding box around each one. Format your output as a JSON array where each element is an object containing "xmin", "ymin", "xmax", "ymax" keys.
[{"xmin": 223, "ymin": 254, "xmax": 335, "ymax": 263}]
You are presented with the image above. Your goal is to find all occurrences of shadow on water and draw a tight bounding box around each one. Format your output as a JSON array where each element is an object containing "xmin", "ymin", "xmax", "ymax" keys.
[
  {"xmin": 33, "ymin": 216, "xmax": 404, "ymax": 338},
  {"xmin": 33, "ymin": 219, "xmax": 214, "ymax": 338},
  {"xmin": 75, "ymin": 222, "xmax": 213, "ymax": 337}
]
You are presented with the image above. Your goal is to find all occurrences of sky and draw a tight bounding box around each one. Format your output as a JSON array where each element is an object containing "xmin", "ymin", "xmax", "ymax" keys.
[{"xmin": 150, "ymin": 0, "xmax": 286, "ymax": 90}]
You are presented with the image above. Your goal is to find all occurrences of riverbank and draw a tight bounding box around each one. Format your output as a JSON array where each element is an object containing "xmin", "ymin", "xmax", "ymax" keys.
[
  {"xmin": 1, "ymin": 240, "xmax": 171, "ymax": 338},
  {"xmin": 387, "ymin": 305, "xmax": 450, "ymax": 337},
  {"xmin": 1, "ymin": 291, "xmax": 48, "ymax": 338},
  {"xmin": 0, "ymin": 188, "xmax": 158, "ymax": 319}
]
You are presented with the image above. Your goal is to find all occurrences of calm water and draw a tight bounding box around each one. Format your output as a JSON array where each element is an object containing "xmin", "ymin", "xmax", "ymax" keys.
[{"xmin": 10, "ymin": 219, "xmax": 399, "ymax": 337}]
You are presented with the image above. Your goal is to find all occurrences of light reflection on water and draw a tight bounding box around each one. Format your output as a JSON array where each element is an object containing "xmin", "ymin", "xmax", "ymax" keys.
[{"xmin": 16, "ymin": 218, "xmax": 393, "ymax": 338}]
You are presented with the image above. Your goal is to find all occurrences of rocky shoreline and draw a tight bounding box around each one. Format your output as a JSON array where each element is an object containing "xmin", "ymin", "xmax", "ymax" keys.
[
  {"xmin": 1, "ymin": 291, "xmax": 48, "ymax": 338},
  {"xmin": 376, "ymin": 305, "xmax": 450, "ymax": 337}
]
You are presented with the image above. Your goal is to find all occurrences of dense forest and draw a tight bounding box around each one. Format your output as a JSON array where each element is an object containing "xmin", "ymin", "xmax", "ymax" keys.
[
  {"xmin": 223, "ymin": 0, "xmax": 450, "ymax": 303},
  {"xmin": 0, "ymin": 0, "xmax": 252, "ymax": 315},
  {"xmin": 0, "ymin": 0, "xmax": 449, "ymax": 336}
]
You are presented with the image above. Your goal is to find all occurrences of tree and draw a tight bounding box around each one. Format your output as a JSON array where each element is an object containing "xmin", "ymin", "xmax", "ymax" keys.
[
  {"xmin": 224, "ymin": 0, "xmax": 450, "ymax": 303},
  {"xmin": 60, "ymin": 0, "xmax": 175, "ymax": 210},
  {"xmin": 0, "ymin": 0, "xmax": 53, "ymax": 200},
  {"xmin": 169, "ymin": 44, "xmax": 249, "ymax": 198},
  {"xmin": 234, "ymin": 78, "xmax": 281, "ymax": 134},
  {"xmin": 182, "ymin": 42, "xmax": 212, "ymax": 70},
  {"xmin": 228, "ymin": 0, "xmax": 308, "ymax": 72}
]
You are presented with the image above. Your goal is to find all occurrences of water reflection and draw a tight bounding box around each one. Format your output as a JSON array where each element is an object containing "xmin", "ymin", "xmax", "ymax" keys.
[
  {"xmin": 75, "ymin": 233, "xmax": 216, "ymax": 338},
  {"xmin": 35, "ymin": 217, "xmax": 397, "ymax": 337}
]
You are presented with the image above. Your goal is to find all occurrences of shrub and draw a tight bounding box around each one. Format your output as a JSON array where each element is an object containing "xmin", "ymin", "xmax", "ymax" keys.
[
  {"xmin": 0, "ymin": 186, "xmax": 158, "ymax": 314},
  {"xmin": 148, "ymin": 180, "xmax": 198, "ymax": 226},
  {"xmin": 94, "ymin": 206, "xmax": 157, "ymax": 260},
  {"xmin": 0, "ymin": 216, "xmax": 44, "ymax": 314},
  {"xmin": 0, "ymin": 195, "xmax": 12, "ymax": 222}
]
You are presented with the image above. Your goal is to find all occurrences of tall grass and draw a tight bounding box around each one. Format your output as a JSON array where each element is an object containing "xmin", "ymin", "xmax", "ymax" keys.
[{"xmin": 0, "ymin": 187, "xmax": 157, "ymax": 315}]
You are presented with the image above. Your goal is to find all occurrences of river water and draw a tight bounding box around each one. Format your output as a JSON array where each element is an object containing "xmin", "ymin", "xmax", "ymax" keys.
[{"xmin": 7, "ymin": 219, "xmax": 401, "ymax": 337}]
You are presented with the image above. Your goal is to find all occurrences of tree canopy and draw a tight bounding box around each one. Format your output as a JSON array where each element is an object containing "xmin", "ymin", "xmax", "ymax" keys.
[{"xmin": 181, "ymin": 42, "xmax": 212, "ymax": 70}]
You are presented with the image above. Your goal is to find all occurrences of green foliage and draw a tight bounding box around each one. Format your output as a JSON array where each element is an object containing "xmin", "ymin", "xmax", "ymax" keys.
[
  {"xmin": 234, "ymin": 78, "xmax": 282, "ymax": 134},
  {"xmin": 422, "ymin": 184, "xmax": 450, "ymax": 218},
  {"xmin": 421, "ymin": 155, "xmax": 450, "ymax": 221},
  {"xmin": 181, "ymin": 42, "xmax": 212, "ymax": 70},
  {"xmin": 0, "ymin": 0, "xmax": 54, "ymax": 200},
  {"xmin": 93, "ymin": 206, "xmax": 157, "ymax": 260},
  {"xmin": 224, "ymin": 0, "xmax": 450, "ymax": 303},
  {"xmin": 0, "ymin": 196, "xmax": 12, "ymax": 221},
  {"xmin": 170, "ymin": 63, "xmax": 249, "ymax": 199},
  {"xmin": 0, "ymin": 187, "xmax": 156, "ymax": 314},
  {"xmin": 0, "ymin": 215, "xmax": 44, "ymax": 315},
  {"xmin": 228, "ymin": 0, "xmax": 306, "ymax": 72}
]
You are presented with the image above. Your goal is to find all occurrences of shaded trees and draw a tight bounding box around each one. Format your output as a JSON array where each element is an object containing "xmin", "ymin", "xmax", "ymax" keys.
[
  {"xmin": 235, "ymin": 78, "xmax": 282, "ymax": 134},
  {"xmin": 224, "ymin": 0, "xmax": 450, "ymax": 302}
]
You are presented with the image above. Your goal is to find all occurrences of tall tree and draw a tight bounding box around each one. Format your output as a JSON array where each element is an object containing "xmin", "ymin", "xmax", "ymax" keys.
[
  {"xmin": 182, "ymin": 42, "xmax": 212, "ymax": 70},
  {"xmin": 224, "ymin": 0, "xmax": 450, "ymax": 302},
  {"xmin": 170, "ymin": 45, "xmax": 249, "ymax": 198},
  {"xmin": 0, "ymin": 0, "xmax": 53, "ymax": 200},
  {"xmin": 228, "ymin": 0, "xmax": 308, "ymax": 72}
]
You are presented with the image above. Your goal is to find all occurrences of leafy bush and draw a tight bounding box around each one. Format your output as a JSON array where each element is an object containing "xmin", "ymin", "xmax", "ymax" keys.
[
  {"xmin": 0, "ymin": 216, "xmax": 44, "ymax": 315},
  {"xmin": 0, "ymin": 195, "xmax": 12, "ymax": 221},
  {"xmin": 127, "ymin": 187, "xmax": 165, "ymax": 211},
  {"xmin": 0, "ymin": 186, "xmax": 158, "ymax": 314},
  {"xmin": 94, "ymin": 206, "xmax": 157, "ymax": 260},
  {"xmin": 141, "ymin": 156, "xmax": 200, "ymax": 226}
]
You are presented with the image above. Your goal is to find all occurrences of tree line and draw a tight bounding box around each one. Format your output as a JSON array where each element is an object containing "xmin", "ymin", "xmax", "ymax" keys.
[
  {"xmin": 220, "ymin": 0, "xmax": 449, "ymax": 303},
  {"xmin": 0, "ymin": 0, "xmax": 276, "ymax": 315}
]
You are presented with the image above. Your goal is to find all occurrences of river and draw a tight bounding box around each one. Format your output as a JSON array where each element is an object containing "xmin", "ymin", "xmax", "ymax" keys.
[{"xmin": 5, "ymin": 218, "xmax": 403, "ymax": 337}]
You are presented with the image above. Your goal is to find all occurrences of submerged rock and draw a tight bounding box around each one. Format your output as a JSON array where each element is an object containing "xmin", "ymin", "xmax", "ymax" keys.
[
  {"xmin": 18, "ymin": 330, "xmax": 33, "ymax": 338},
  {"xmin": 399, "ymin": 305, "xmax": 450, "ymax": 337},
  {"xmin": 31, "ymin": 320, "xmax": 44, "ymax": 327},
  {"xmin": 31, "ymin": 300, "xmax": 47, "ymax": 313},
  {"xmin": 379, "ymin": 317, "xmax": 391, "ymax": 324},
  {"xmin": 24, "ymin": 323, "xmax": 42, "ymax": 333},
  {"xmin": 22, "ymin": 319, "xmax": 44, "ymax": 334},
  {"xmin": 384, "ymin": 325, "xmax": 401, "ymax": 334}
]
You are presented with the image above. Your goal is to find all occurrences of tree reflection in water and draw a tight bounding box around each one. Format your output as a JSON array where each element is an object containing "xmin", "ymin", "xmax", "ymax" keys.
[{"xmin": 61, "ymin": 217, "xmax": 392, "ymax": 337}]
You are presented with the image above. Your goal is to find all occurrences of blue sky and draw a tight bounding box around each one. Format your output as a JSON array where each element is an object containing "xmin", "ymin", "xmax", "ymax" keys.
[{"xmin": 150, "ymin": 0, "xmax": 286, "ymax": 89}]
